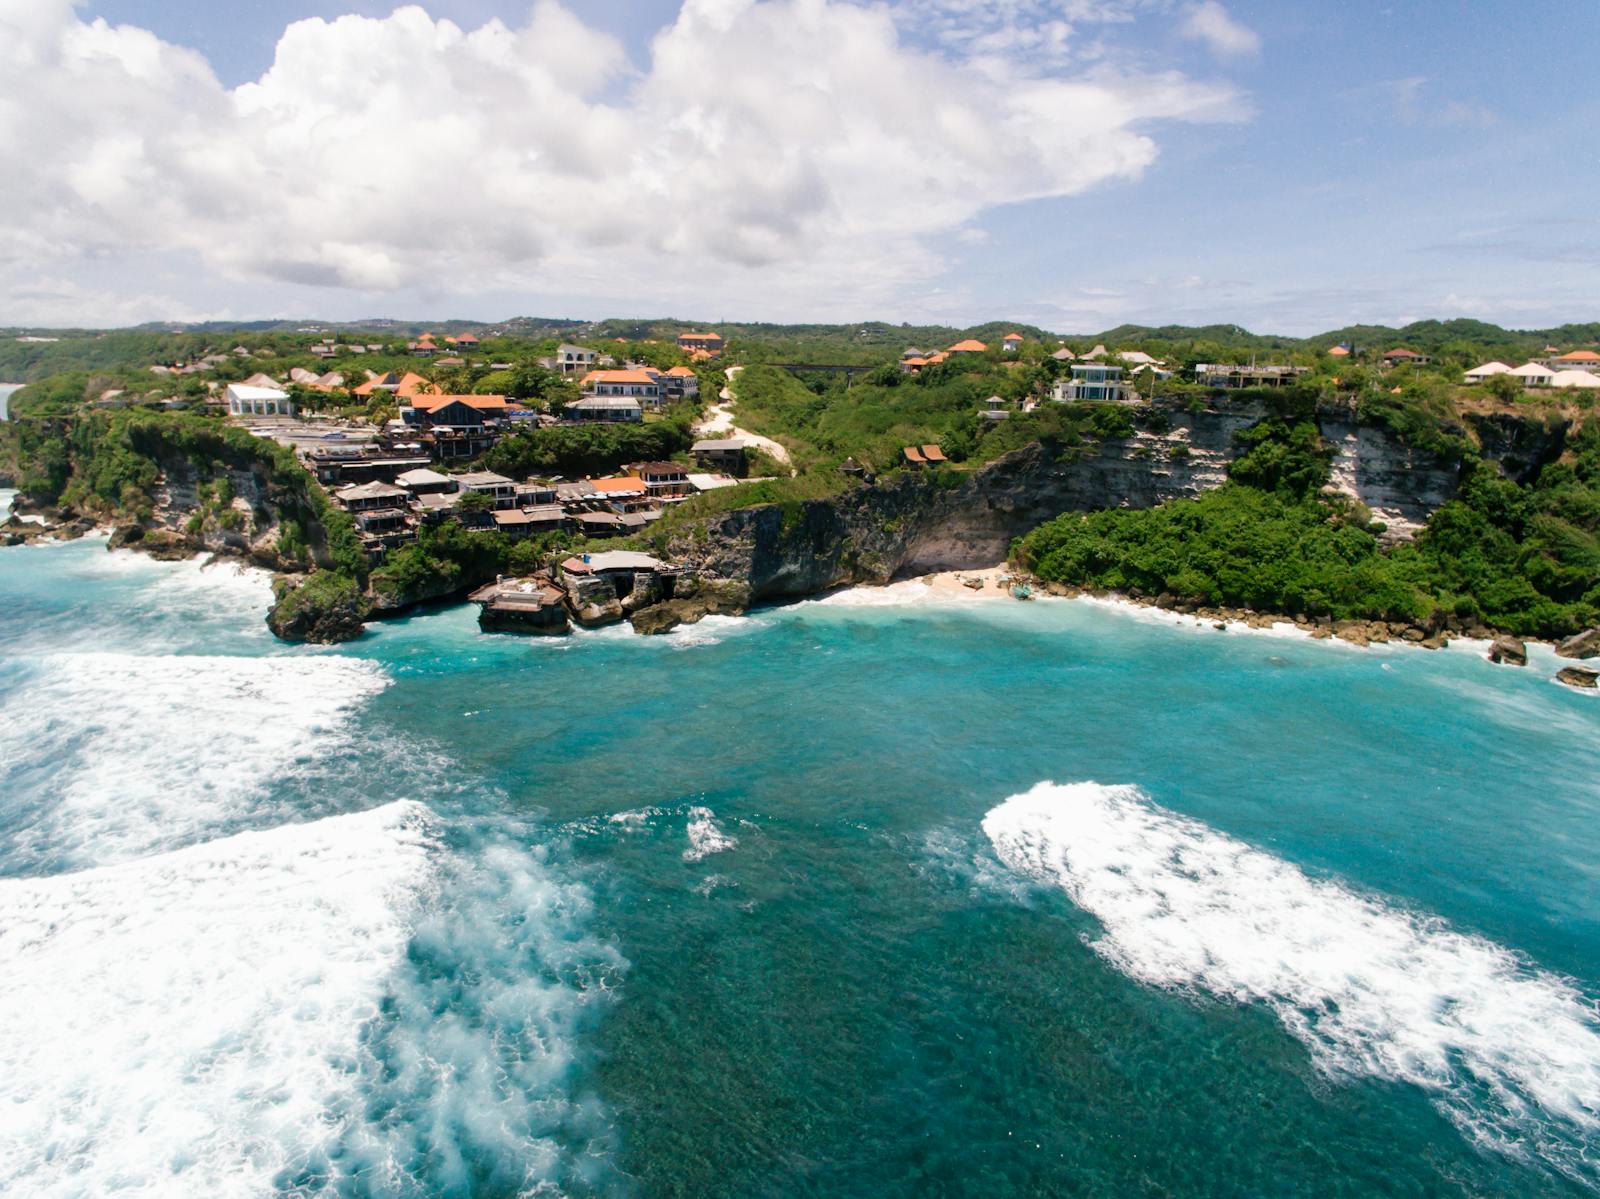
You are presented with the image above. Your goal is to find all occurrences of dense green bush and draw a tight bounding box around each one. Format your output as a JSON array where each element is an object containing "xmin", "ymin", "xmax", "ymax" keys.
[
  {"xmin": 479, "ymin": 410, "xmax": 696, "ymax": 478},
  {"xmin": 1226, "ymin": 419, "xmax": 1332, "ymax": 497},
  {"xmin": 369, "ymin": 522, "xmax": 571, "ymax": 602},
  {"xmin": 1017, "ymin": 485, "xmax": 1434, "ymax": 623},
  {"xmin": 1018, "ymin": 425, "xmax": 1600, "ymax": 637}
]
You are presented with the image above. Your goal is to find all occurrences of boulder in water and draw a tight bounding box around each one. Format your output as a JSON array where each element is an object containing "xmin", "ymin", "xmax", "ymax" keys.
[
  {"xmin": 1487, "ymin": 636, "xmax": 1527, "ymax": 667},
  {"xmin": 1555, "ymin": 665, "xmax": 1598, "ymax": 690},
  {"xmin": 1554, "ymin": 628, "xmax": 1600, "ymax": 660}
]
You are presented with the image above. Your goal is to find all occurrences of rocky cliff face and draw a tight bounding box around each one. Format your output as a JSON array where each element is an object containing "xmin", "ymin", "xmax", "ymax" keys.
[
  {"xmin": 662, "ymin": 396, "xmax": 1557, "ymax": 605},
  {"xmin": 1321, "ymin": 421, "xmax": 1460, "ymax": 542},
  {"xmin": 147, "ymin": 453, "xmax": 309, "ymax": 568}
]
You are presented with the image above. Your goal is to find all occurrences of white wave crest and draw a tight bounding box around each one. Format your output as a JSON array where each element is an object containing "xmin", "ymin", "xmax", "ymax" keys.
[
  {"xmin": 666, "ymin": 613, "xmax": 759, "ymax": 648},
  {"xmin": 0, "ymin": 801, "xmax": 438, "ymax": 1199},
  {"xmin": 984, "ymin": 781, "xmax": 1600, "ymax": 1185},
  {"xmin": 811, "ymin": 580, "xmax": 934, "ymax": 607},
  {"xmin": 0, "ymin": 652, "xmax": 391, "ymax": 870},
  {"xmin": 684, "ymin": 806, "xmax": 738, "ymax": 862}
]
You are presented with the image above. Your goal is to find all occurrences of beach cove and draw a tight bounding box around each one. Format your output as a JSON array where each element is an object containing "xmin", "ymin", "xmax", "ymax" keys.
[{"xmin": 0, "ymin": 535, "xmax": 1597, "ymax": 1196}]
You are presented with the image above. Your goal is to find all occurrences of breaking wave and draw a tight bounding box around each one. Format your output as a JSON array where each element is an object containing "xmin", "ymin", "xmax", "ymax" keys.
[
  {"xmin": 0, "ymin": 652, "xmax": 392, "ymax": 873},
  {"xmin": 0, "ymin": 803, "xmax": 625, "ymax": 1198},
  {"xmin": 983, "ymin": 781, "xmax": 1600, "ymax": 1187},
  {"xmin": 0, "ymin": 802, "xmax": 437, "ymax": 1198},
  {"xmin": 296, "ymin": 822, "xmax": 626, "ymax": 1197}
]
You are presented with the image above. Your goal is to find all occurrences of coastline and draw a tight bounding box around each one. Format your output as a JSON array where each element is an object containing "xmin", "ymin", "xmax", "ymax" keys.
[
  {"xmin": 825, "ymin": 566, "xmax": 1600, "ymax": 689},
  {"xmin": 4, "ymin": 526, "xmax": 1595, "ymax": 692}
]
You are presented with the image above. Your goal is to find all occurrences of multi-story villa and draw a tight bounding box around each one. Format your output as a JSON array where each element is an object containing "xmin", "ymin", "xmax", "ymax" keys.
[{"xmin": 1053, "ymin": 363, "xmax": 1126, "ymax": 403}]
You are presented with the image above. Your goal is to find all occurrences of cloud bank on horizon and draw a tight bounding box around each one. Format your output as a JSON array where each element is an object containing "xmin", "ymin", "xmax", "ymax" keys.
[
  {"xmin": 0, "ymin": 0, "xmax": 1594, "ymax": 332},
  {"xmin": 1, "ymin": 0, "xmax": 1253, "ymax": 326}
]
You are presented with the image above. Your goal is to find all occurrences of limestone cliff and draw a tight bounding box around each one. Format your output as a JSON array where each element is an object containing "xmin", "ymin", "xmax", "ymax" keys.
[{"xmin": 659, "ymin": 395, "xmax": 1556, "ymax": 606}]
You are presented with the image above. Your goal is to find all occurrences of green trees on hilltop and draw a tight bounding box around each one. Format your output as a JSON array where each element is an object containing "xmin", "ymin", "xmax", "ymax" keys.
[{"xmin": 478, "ymin": 409, "xmax": 697, "ymax": 479}]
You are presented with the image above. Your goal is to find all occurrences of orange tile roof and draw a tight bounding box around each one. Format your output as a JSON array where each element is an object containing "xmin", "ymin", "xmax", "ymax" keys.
[
  {"xmin": 589, "ymin": 476, "xmax": 645, "ymax": 493},
  {"xmin": 1003, "ymin": 332, "xmax": 1023, "ymax": 340},
  {"xmin": 948, "ymin": 339, "xmax": 987, "ymax": 353},
  {"xmin": 409, "ymin": 394, "xmax": 508, "ymax": 411},
  {"xmin": 677, "ymin": 332, "xmax": 722, "ymax": 342},
  {"xmin": 925, "ymin": 351, "xmax": 949, "ymax": 364},
  {"xmin": 1555, "ymin": 350, "xmax": 1600, "ymax": 362},
  {"xmin": 353, "ymin": 370, "xmax": 438, "ymax": 397},
  {"xmin": 663, "ymin": 366, "xmax": 698, "ymax": 376},
  {"xmin": 588, "ymin": 369, "xmax": 660, "ymax": 385},
  {"xmin": 902, "ymin": 357, "xmax": 928, "ymax": 367},
  {"xmin": 1327, "ymin": 345, "xmax": 1350, "ymax": 356}
]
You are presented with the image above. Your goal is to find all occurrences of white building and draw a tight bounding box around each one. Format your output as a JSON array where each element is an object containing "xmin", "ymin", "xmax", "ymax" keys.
[
  {"xmin": 583, "ymin": 369, "xmax": 663, "ymax": 408},
  {"xmin": 225, "ymin": 383, "xmax": 294, "ymax": 417},
  {"xmin": 567, "ymin": 396, "xmax": 643, "ymax": 423},
  {"xmin": 1551, "ymin": 370, "xmax": 1600, "ymax": 390},
  {"xmin": 1507, "ymin": 362, "xmax": 1555, "ymax": 387},
  {"xmin": 1464, "ymin": 361, "xmax": 1512, "ymax": 383},
  {"xmin": 555, "ymin": 344, "xmax": 597, "ymax": 373},
  {"xmin": 1053, "ymin": 363, "xmax": 1126, "ymax": 403}
]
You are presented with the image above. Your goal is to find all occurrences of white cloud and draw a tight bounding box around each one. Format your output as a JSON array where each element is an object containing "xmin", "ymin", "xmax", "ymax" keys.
[
  {"xmin": 0, "ymin": 0, "xmax": 1247, "ymax": 323},
  {"xmin": 1178, "ymin": 1, "xmax": 1260, "ymax": 59},
  {"xmin": 1380, "ymin": 76, "xmax": 1498, "ymax": 130}
]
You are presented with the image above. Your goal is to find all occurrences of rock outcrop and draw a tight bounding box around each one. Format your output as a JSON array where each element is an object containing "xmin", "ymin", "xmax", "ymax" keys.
[
  {"xmin": 1462, "ymin": 411, "xmax": 1570, "ymax": 484},
  {"xmin": 267, "ymin": 572, "xmax": 367, "ymax": 644},
  {"xmin": 1555, "ymin": 628, "xmax": 1600, "ymax": 660},
  {"xmin": 1555, "ymin": 665, "xmax": 1598, "ymax": 690},
  {"xmin": 1488, "ymin": 636, "xmax": 1528, "ymax": 667},
  {"xmin": 629, "ymin": 579, "xmax": 748, "ymax": 634},
  {"xmin": 563, "ymin": 573, "xmax": 625, "ymax": 628},
  {"xmin": 479, "ymin": 599, "xmax": 570, "ymax": 636}
]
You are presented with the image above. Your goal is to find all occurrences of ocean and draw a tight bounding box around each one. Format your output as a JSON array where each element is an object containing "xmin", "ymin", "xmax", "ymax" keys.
[{"xmin": 0, "ymin": 529, "xmax": 1596, "ymax": 1197}]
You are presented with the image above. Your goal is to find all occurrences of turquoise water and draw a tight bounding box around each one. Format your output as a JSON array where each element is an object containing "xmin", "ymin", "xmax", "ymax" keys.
[{"xmin": 1, "ymin": 535, "xmax": 1597, "ymax": 1196}]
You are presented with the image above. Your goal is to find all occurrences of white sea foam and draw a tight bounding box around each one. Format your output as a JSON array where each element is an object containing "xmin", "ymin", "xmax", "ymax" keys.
[
  {"xmin": 0, "ymin": 652, "xmax": 391, "ymax": 869},
  {"xmin": 666, "ymin": 612, "xmax": 761, "ymax": 648},
  {"xmin": 0, "ymin": 801, "xmax": 438, "ymax": 1199},
  {"xmin": 684, "ymin": 805, "xmax": 738, "ymax": 862},
  {"xmin": 317, "ymin": 831, "xmax": 625, "ymax": 1196},
  {"xmin": 984, "ymin": 781, "xmax": 1600, "ymax": 1185},
  {"xmin": 811, "ymin": 580, "xmax": 935, "ymax": 607}
]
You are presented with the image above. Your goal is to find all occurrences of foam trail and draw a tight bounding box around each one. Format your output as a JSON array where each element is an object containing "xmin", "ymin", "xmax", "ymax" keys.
[
  {"xmin": 0, "ymin": 801, "xmax": 437, "ymax": 1199},
  {"xmin": 0, "ymin": 652, "xmax": 391, "ymax": 871},
  {"xmin": 984, "ymin": 782, "xmax": 1600, "ymax": 1187},
  {"xmin": 300, "ymin": 827, "xmax": 626, "ymax": 1196}
]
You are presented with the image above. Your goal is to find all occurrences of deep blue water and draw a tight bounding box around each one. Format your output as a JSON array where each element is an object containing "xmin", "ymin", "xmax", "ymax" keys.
[{"xmin": 1, "ymin": 532, "xmax": 1597, "ymax": 1196}]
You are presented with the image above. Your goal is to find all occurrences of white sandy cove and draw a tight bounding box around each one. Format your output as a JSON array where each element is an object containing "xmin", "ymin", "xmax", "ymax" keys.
[{"xmin": 822, "ymin": 567, "xmax": 1515, "ymax": 657}]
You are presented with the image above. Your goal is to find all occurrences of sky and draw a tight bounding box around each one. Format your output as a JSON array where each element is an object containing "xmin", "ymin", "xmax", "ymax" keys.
[{"xmin": 1, "ymin": 0, "xmax": 1596, "ymax": 335}]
